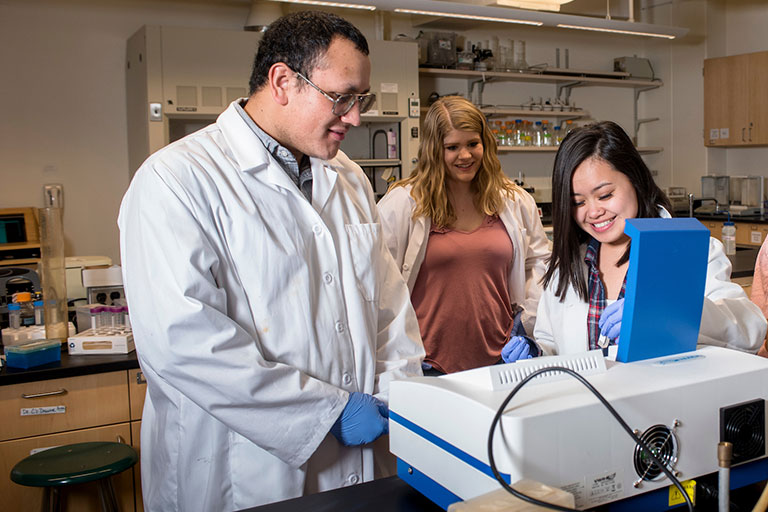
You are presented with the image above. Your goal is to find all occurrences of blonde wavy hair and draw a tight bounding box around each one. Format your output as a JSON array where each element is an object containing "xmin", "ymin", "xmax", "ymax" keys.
[{"xmin": 392, "ymin": 95, "xmax": 520, "ymax": 228}]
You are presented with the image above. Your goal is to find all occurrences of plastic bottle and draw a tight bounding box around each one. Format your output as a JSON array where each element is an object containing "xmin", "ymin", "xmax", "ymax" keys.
[
  {"xmin": 722, "ymin": 219, "xmax": 736, "ymax": 256},
  {"xmin": 8, "ymin": 303, "xmax": 21, "ymax": 329},
  {"xmin": 554, "ymin": 126, "xmax": 563, "ymax": 145},
  {"xmin": 14, "ymin": 292, "xmax": 35, "ymax": 327},
  {"xmin": 33, "ymin": 299, "xmax": 45, "ymax": 325},
  {"xmin": 533, "ymin": 121, "xmax": 543, "ymax": 147},
  {"xmin": 542, "ymin": 120, "xmax": 552, "ymax": 146}
]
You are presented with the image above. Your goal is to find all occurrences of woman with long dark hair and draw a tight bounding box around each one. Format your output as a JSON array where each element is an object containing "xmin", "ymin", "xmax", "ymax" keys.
[{"xmin": 533, "ymin": 121, "xmax": 765, "ymax": 355}]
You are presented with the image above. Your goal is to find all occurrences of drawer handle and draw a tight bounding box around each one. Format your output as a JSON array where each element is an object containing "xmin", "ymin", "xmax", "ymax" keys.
[
  {"xmin": 21, "ymin": 388, "xmax": 68, "ymax": 399},
  {"xmin": 136, "ymin": 371, "xmax": 146, "ymax": 385},
  {"xmin": 117, "ymin": 435, "xmax": 127, "ymax": 444}
]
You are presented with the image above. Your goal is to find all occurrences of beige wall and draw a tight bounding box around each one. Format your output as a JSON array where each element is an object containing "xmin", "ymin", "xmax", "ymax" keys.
[
  {"xmin": 1, "ymin": 0, "xmax": 766, "ymax": 264},
  {"xmin": 0, "ymin": 0, "xmax": 251, "ymax": 262}
]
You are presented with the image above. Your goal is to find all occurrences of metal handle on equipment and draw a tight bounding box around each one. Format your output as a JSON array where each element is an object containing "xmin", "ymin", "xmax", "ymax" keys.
[{"xmin": 21, "ymin": 389, "xmax": 68, "ymax": 399}]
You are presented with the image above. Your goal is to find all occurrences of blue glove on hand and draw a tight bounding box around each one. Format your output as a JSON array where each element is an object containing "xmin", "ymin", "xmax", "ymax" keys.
[
  {"xmin": 599, "ymin": 298, "xmax": 625, "ymax": 340},
  {"xmin": 501, "ymin": 335, "xmax": 533, "ymax": 363},
  {"xmin": 330, "ymin": 392, "xmax": 389, "ymax": 446}
]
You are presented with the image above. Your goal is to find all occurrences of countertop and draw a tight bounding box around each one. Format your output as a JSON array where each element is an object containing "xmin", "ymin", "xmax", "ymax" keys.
[
  {"xmin": 0, "ymin": 350, "xmax": 140, "ymax": 386},
  {"xmin": 239, "ymin": 476, "xmax": 441, "ymax": 512}
]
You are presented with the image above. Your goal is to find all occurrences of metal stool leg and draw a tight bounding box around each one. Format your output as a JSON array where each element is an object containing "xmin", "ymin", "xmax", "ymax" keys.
[
  {"xmin": 43, "ymin": 487, "xmax": 62, "ymax": 512},
  {"xmin": 97, "ymin": 477, "xmax": 120, "ymax": 512}
]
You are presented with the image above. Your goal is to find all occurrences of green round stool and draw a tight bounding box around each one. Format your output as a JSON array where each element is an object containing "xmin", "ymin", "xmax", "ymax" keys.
[{"xmin": 10, "ymin": 441, "xmax": 139, "ymax": 512}]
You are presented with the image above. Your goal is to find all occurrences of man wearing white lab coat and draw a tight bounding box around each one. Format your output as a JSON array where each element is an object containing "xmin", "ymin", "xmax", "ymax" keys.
[{"xmin": 118, "ymin": 11, "xmax": 424, "ymax": 511}]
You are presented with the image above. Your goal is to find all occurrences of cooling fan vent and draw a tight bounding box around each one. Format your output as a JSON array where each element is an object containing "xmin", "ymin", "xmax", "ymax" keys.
[
  {"xmin": 720, "ymin": 399, "xmax": 766, "ymax": 465},
  {"xmin": 633, "ymin": 424, "xmax": 679, "ymax": 481}
]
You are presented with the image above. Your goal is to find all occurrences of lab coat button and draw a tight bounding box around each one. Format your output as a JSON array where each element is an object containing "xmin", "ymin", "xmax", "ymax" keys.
[
  {"xmin": 402, "ymin": 263, "xmax": 410, "ymax": 271},
  {"xmin": 335, "ymin": 321, "xmax": 345, "ymax": 333},
  {"xmin": 342, "ymin": 372, "xmax": 352, "ymax": 385},
  {"xmin": 313, "ymin": 224, "xmax": 323, "ymax": 235},
  {"xmin": 348, "ymin": 473, "xmax": 359, "ymax": 484},
  {"xmin": 323, "ymin": 273, "xmax": 333, "ymax": 284}
]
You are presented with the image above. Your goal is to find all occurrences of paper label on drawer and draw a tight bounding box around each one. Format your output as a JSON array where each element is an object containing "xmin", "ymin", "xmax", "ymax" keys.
[
  {"xmin": 752, "ymin": 231, "xmax": 762, "ymax": 244},
  {"xmin": 21, "ymin": 405, "xmax": 66, "ymax": 416}
]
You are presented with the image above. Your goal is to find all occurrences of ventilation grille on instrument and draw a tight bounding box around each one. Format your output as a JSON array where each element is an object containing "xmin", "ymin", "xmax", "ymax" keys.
[
  {"xmin": 633, "ymin": 423, "xmax": 678, "ymax": 481},
  {"xmin": 720, "ymin": 399, "xmax": 766, "ymax": 465},
  {"xmin": 443, "ymin": 350, "xmax": 607, "ymax": 391}
]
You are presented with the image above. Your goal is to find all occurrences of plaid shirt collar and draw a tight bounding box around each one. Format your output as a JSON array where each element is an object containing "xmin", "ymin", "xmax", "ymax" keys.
[{"xmin": 585, "ymin": 238, "xmax": 627, "ymax": 351}]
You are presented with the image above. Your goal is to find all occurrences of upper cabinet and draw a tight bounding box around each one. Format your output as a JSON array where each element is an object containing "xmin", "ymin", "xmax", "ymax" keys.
[{"xmin": 704, "ymin": 51, "xmax": 768, "ymax": 147}]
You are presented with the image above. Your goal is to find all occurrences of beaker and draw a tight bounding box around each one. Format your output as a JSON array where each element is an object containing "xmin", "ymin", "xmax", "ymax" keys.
[
  {"xmin": 514, "ymin": 40, "xmax": 528, "ymax": 70},
  {"xmin": 38, "ymin": 207, "xmax": 68, "ymax": 342}
]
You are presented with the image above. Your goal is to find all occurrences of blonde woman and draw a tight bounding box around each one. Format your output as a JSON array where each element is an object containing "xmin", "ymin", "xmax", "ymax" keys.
[{"xmin": 378, "ymin": 96, "xmax": 550, "ymax": 374}]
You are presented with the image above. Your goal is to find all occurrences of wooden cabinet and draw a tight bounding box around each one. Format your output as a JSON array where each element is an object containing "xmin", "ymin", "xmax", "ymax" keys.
[
  {"xmin": 0, "ymin": 370, "xmax": 146, "ymax": 511},
  {"xmin": 704, "ymin": 51, "xmax": 768, "ymax": 147},
  {"xmin": 700, "ymin": 219, "xmax": 768, "ymax": 247}
]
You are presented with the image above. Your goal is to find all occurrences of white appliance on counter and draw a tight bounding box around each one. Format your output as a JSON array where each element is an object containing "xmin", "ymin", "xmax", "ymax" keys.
[{"xmin": 389, "ymin": 346, "xmax": 768, "ymax": 510}]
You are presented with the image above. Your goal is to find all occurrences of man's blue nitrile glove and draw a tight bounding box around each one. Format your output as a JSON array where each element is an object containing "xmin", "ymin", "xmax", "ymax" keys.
[
  {"xmin": 502, "ymin": 335, "xmax": 533, "ymax": 363},
  {"xmin": 330, "ymin": 392, "xmax": 389, "ymax": 446},
  {"xmin": 599, "ymin": 298, "xmax": 625, "ymax": 340}
]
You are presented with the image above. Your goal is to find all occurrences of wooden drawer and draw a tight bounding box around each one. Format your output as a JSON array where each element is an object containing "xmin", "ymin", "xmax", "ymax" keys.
[
  {"xmin": 703, "ymin": 221, "xmax": 723, "ymax": 242},
  {"xmin": 0, "ymin": 371, "xmax": 129, "ymax": 442},
  {"xmin": 128, "ymin": 369, "xmax": 147, "ymax": 421},
  {"xmin": 0, "ymin": 423, "xmax": 134, "ymax": 512},
  {"xmin": 735, "ymin": 222, "xmax": 768, "ymax": 246}
]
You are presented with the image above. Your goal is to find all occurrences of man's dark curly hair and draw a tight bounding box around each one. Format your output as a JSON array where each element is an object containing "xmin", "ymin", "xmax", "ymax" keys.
[{"xmin": 248, "ymin": 10, "xmax": 369, "ymax": 95}]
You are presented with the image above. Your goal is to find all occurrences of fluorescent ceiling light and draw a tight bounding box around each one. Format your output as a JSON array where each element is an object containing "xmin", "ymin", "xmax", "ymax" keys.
[
  {"xmin": 557, "ymin": 23, "xmax": 677, "ymax": 39},
  {"xmin": 492, "ymin": 0, "xmax": 573, "ymax": 12},
  {"xmin": 394, "ymin": 8, "xmax": 542, "ymax": 26},
  {"xmin": 267, "ymin": 0, "xmax": 376, "ymax": 10}
]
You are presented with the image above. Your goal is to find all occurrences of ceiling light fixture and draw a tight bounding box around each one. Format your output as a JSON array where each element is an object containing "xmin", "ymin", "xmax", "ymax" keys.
[
  {"xmin": 556, "ymin": 23, "xmax": 676, "ymax": 39},
  {"xmin": 394, "ymin": 8, "xmax": 542, "ymax": 26},
  {"xmin": 269, "ymin": 0, "xmax": 688, "ymax": 40},
  {"xmin": 267, "ymin": 0, "xmax": 376, "ymax": 10}
]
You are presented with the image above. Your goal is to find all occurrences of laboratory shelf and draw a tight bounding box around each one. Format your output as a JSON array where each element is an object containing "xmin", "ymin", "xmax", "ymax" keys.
[
  {"xmin": 419, "ymin": 67, "xmax": 664, "ymax": 88},
  {"xmin": 354, "ymin": 158, "xmax": 402, "ymax": 167},
  {"xmin": 420, "ymin": 106, "xmax": 587, "ymax": 117},
  {"xmin": 497, "ymin": 146, "xmax": 663, "ymax": 154}
]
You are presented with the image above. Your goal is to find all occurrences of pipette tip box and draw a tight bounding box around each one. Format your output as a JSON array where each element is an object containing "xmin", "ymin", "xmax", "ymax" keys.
[{"xmin": 5, "ymin": 339, "xmax": 62, "ymax": 369}]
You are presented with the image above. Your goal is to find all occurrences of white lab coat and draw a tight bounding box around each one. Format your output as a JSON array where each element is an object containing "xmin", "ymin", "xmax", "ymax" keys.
[
  {"xmin": 118, "ymin": 101, "xmax": 424, "ymax": 512},
  {"xmin": 377, "ymin": 184, "xmax": 551, "ymax": 335},
  {"xmin": 534, "ymin": 229, "xmax": 767, "ymax": 356}
]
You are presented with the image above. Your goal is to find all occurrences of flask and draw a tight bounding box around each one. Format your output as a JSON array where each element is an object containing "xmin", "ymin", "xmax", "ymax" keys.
[{"xmin": 722, "ymin": 219, "xmax": 736, "ymax": 256}]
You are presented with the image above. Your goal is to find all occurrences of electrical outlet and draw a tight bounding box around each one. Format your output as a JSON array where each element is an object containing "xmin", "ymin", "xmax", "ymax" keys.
[{"xmin": 149, "ymin": 102, "xmax": 162, "ymax": 122}]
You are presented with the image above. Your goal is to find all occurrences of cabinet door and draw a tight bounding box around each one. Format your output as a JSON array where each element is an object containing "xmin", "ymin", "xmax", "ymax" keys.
[
  {"xmin": 0, "ymin": 371, "xmax": 130, "ymax": 442},
  {"xmin": 704, "ymin": 56, "xmax": 732, "ymax": 147},
  {"xmin": 0, "ymin": 423, "xmax": 135, "ymax": 512},
  {"xmin": 748, "ymin": 51, "xmax": 768, "ymax": 145},
  {"xmin": 728, "ymin": 54, "xmax": 750, "ymax": 146}
]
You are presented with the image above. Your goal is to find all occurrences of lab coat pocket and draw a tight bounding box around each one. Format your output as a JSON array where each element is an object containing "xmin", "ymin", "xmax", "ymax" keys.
[{"xmin": 345, "ymin": 223, "xmax": 382, "ymax": 302}]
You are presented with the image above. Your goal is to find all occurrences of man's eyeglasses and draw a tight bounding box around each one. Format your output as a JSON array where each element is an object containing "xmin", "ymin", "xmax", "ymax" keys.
[{"xmin": 294, "ymin": 71, "xmax": 376, "ymax": 117}]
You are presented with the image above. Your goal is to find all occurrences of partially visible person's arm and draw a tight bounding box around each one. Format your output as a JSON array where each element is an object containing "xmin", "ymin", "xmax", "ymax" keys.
[{"xmin": 698, "ymin": 237, "xmax": 767, "ymax": 353}]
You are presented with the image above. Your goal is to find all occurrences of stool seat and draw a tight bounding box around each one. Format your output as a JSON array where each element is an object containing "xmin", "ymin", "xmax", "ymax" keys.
[{"xmin": 11, "ymin": 441, "xmax": 138, "ymax": 487}]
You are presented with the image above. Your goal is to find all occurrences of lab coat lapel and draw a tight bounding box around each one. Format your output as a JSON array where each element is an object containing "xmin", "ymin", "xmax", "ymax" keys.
[
  {"xmin": 311, "ymin": 158, "xmax": 338, "ymax": 214},
  {"xmin": 216, "ymin": 101, "xmax": 307, "ymax": 195}
]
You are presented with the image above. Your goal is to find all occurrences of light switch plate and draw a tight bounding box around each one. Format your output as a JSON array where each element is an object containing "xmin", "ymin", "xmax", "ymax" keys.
[{"xmin": 408, "ymin": 97, "xmax": 420, "ymax": 118}]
